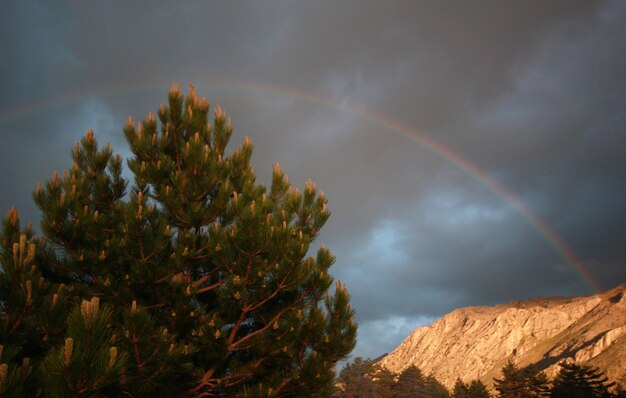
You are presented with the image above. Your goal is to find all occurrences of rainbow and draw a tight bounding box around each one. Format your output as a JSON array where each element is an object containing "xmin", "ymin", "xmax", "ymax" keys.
[{"xmin": 0, "ymin": 78, "xmax": 601, "ymax": 292}]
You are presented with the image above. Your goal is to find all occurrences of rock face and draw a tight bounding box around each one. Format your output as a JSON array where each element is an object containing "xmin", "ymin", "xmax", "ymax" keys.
[{"xmin": 379, "ymin": 283, "xmax": 626, "ymax": 390}]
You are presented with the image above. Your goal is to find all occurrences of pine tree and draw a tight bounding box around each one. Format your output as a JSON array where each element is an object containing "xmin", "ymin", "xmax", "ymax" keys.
[
  {"xmin": 494, "ymin": 361, "xmax": 523, "ymax": 397},
  {"xmin": 0, "ymin": 85, "xmax": 357, "ymax": 397},
  {"xmin": 336, "ymin": 357, "xmax": 377, "ymax": 398},
  {"xmin": 452, "ymin": 379, "xmax": 491, "ymax": 398},
  {"xmin": 422, "ymin": 374, "xmax": 451, "ymax": 398},
  {"xmin": 372, "ymin": 367, "xmax": 396, "ymax": 398},
  {"xmin": 525, "ymin": 370, "xmax": 550, "ymax": 398},
  {"xmin": 550, "ymin": 362, "xmax": 614, "ymax": 398},
  {"xmin": 0, "ymin": 209, "xmax": 42, "ymax": 398},
  {"xmin": 467, "ymin": 380, "xmax": 490, "ymax": 398},
  {"xmin": 392, "ymin": 365, "xmax": 425, "ymax": 398},
  {"xmin": 494, "ymin": 360, "xmax": 549, "ymax": 398},
  {"xmin": 336, "ymin": 357, "xmax": 394, "ymax": 398},
  {"xmin": 452, "ymin": 379, "xmax": 471, "ymax": 398}
]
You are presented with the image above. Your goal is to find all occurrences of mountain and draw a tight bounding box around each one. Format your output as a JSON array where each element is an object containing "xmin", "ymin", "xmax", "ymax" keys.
[{"xmin": 379, "ymin": 283, "xmax": 626, "ymax": 390}]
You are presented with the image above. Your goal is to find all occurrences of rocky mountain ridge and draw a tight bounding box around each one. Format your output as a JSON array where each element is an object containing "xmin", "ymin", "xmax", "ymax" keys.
[{"xmin": 379, "ymin": 283, "xmax": 626, "ymax": 390}]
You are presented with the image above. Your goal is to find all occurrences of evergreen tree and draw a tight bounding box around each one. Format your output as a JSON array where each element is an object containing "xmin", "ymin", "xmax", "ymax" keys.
[
  {"xmin": 336, "ymin": 357, "xmax": 376, "ymax": 398},
  {"xmin": 494, "ymin": 360, "xmax": 549, "ymax": 398},
  {"xmin": 452, "ymin": 379, "xmax": 491, "ymax": 398},
  {"xmin": 373, "ymin": 367, "xmax": 396, "ymax": 398},
  {"xmin": 550, "ymin": 362, "xmax": 614, "ymax": 398},
  {"xmin": 422, "ymin": 374, "xmax": 451, "ymax": 398},
  {"xmin": 336, "ymin": 357, "xmax": 393, "ymax": 398},
  {"xmin": 0, "ymin": 210, "xmax": 43, "ymax": 398},
  {"xmin": 452, "ymin": 379, "xmax": 471, "ymax": 398},
  {"xmin": 393, "ymin": 365, "xmax": 425, "ymax": 398},
  {"xmin": 0, "ymin": 85, "xmax": 357, "ymax": 397},
  {"xmin": 524, "ymin": 367, "xmax": 550, "ymax": 398},
  {"xmin": 467, "ymin": 380, "xmax": 490, "ymax": 398}
]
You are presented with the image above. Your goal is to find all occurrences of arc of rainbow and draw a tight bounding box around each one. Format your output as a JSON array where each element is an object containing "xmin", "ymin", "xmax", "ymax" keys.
[
  {"xmin": 216, "ymin": 79, "xmax": 600, "ymax": 292},
  {"xmin": 0, "ymin": 78, "xmax": 601, "ymax": 292}
]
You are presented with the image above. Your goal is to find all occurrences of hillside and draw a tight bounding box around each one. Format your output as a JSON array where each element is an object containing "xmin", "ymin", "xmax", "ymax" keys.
[{"xmin": 379, "ymin": 283, "xmax": 626, "ymax": 390}]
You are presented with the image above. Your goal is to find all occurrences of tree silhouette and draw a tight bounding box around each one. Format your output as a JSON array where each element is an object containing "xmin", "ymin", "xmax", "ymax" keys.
[
  {"xmin": 467, "ymin": 380, "xmax": 490, "ymax": 398},
  {"xmin": 423, "ymin": 375, "xmax": 451, "ymax": 397},
  {"xmin": 393, "ymin": 365, "xmax": 425, "ymax": 398},
  {"xmin": 494, "ymin": 360, "xmax": 549, "ymax": 397},
  {"xmin": 336, "ymin": 357, "xmax": 395, "ymax": 398},
  {"xmin": 452, "ymin": 379, "xmax": 471, "ymax": 398},
  {"xmin": 550, "ymin": 362, "xmax": 614, "ymax": 398}
]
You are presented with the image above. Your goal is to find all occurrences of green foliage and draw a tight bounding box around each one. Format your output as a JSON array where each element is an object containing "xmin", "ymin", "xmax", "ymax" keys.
[
  {"xmin": 0, "ymin": 344, "xmax": 33, "ymax": 398},
  {"xmin": 452, "ymin": 379, "xmax": 490, "ymax": 398},
  {"xmin": 336, "ymin": 357, "xmax": 371, "ymax": 397},
  {"xmin": 423, "ymin": 375, "xmax": 451, "ymax": 398},
  {"xmin": 336, "ymin": 357, "xmax": 394, "ymax": 398},
  {"xmin": 338, "ymin": 357, "xmax": 624, "ymax": 398},
  {"xmin": 494, "ymin": 360, "xmax": 549, "ymax": 398},
  {"xmin": 0, "ymin": 85, "xmax": 356, "ymax": 397},
  {"xmin": 393, "ymin": 365, "xmax": 424, "ymax": 398},
  {"xmin": 39, "ymin": 298, "xmax": 127, "ymax": 397},
  {"xmin": 467, "ymin": 380, "xmax": 490, "ymax": 398},
  {"xmin": 550, "ymin": 362, "xmax": 614, "ymax": 398},
  {"xmin": 337, "ymin": 359, "xmax": 451, "ymax": 398},
  {"xmin": 453, "ymin": 379, "xmax": 471, "ymax": 398},
  {"xmin": 374, "ymin": 368, "xmax": 396, "ymax": 398}
]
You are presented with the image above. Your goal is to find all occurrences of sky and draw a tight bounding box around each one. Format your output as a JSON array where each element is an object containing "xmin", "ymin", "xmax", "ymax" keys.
[{"xmin": 1, "ymin": 1, "xmax": 625, "ymax": 361}]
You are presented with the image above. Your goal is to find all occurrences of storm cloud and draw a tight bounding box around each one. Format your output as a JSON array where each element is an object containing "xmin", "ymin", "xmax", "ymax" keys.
[{"xmin": 1, "ymin": 0, "xmax": 625, "ymax": 361}]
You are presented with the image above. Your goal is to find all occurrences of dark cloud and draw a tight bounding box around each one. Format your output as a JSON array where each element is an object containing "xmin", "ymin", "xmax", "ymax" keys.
[{"xmin": 1, "ymin": 0, "xmax": 625, "ymax": 361}]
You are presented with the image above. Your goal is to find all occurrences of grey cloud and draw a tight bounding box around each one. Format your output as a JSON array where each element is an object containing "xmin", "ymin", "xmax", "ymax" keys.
[{"xmin": 1, "ymin": 0, "xmax": 624, "ymax": 363}]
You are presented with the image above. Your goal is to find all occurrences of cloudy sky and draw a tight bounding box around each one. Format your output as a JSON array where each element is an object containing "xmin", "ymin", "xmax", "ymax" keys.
[{"xmin": 2, "ymin": 1, "xmax": 625, "ymax": 361}]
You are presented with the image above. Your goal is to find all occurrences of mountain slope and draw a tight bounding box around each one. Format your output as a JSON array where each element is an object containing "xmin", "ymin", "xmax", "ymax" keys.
[{"xmin": 379, "ymin": 283, "xmax": 626, "ymax": 390}]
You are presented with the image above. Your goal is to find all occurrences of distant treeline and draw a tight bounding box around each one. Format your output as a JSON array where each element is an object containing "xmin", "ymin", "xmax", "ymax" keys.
[{"xmin": 335, "ymin": 357, "xmax": 626, "ymax": 398}]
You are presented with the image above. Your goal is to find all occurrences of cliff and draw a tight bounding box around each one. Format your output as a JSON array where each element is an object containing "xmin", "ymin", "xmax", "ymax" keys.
[{"xmin": 379, "ymin": 283, "xmax": 626, "ymax": 390}]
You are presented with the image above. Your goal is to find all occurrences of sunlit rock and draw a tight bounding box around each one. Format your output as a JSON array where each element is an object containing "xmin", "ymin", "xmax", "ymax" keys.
[{"xmin": 379, "ymin": 283, "xmax": 626, "ymax": 390}]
